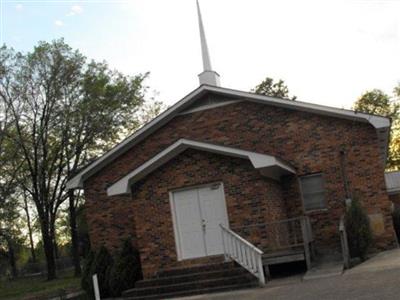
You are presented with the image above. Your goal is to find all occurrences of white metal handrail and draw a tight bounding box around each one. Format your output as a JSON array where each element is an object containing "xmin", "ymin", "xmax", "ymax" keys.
[{"xmin": 220, "ymin": 224, "xmax": 265, "ymax": 286}]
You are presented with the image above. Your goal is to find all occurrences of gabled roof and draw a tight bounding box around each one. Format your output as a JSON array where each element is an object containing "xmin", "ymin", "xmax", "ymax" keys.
[
  {"xmin": 385, "ymin": 171, "xmax": 400, "ymax": 195},
  {"xmin": 66, "ymin": 85, "xmax": 391, "ymax": 190},
  {"xmin": 107, "ymin": 139, "xmax": 296, "ymax": 196}
]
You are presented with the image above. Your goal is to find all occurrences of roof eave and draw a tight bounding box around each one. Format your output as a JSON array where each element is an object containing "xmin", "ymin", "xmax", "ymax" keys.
[
  {"xmin": 66, "ymin": 86, "xmax": 209, "ymax": 189},
  {"xmin": 107, "ymin": 139, "xmax": 296, "ymax": 196}
]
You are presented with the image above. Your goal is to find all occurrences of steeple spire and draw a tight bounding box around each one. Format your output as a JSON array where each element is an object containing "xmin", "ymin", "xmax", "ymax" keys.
[{"xmin": 196, "ymin": 0, "xmax": 220, "ymax": 86}]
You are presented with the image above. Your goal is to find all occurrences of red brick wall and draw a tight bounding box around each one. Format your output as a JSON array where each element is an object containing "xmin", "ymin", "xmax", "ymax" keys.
[
  {"xmin": 82, "ymin": 190, "xmax": 137, "ymax": 253},
  {"xmin": 83, "ymin": 96, "xmax": 397, "ymax": 274},
  {"xmin": 132, "ymin": 149, "xmax": 287, "ymax": 277}
]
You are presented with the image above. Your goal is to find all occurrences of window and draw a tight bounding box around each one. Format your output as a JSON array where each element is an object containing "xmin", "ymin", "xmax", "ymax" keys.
[{"xmin": 300, "ymin": 174, "xmax": 326, "ymax": 211}]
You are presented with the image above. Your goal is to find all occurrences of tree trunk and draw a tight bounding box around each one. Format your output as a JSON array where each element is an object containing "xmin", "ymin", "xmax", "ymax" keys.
[
  {"xmin": 68, "ymin": 189, "xmax": 81, "ymax": 276},
  {"xmin": 50, "ymin": 219, "xmax": 59, "ymax": 260},
  {"xmin": 41, "ymin": 221, "xmax": 57, "ymax": 280},
  {"xmin": 6, "ymin": 238, "xmax": 18, "ymax": 279},
  {"xmin": 23, "ymin": 195, "xmax": 36, "ymax": 262},
  {"xmin": 54, "ymin": 236, "xmax": 59, "ymax": 259}
]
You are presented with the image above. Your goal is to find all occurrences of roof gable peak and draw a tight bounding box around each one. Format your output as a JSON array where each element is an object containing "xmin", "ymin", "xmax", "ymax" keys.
[{"xmin": 66, "ymin": 85, "xmax": 390, "ymax": 190}]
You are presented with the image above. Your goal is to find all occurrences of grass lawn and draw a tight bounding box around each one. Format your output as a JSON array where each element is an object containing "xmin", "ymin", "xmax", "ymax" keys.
[{"xmin": 0, "ymin": 270, "xmax": 86, "ymax": 300}]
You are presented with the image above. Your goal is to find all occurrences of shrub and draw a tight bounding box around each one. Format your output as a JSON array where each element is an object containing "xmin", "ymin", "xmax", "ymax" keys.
[
  {"xmin": 81, "ymin": 250, "xmax": 95, "ymax": 297},
  {"xmin": 88, "ymin": 246, "xmax": 113, "ymax": 298},
  {"xmin": 392, "ymin": 207, "xmax": 400, "ymax": 241},
  {"xmin": 345, "ymin": 198, "xmax": 372, "ymax": 261},
  {"xmin": 109, "ymin": 239, "xmax": 143, "ymax": 297}
]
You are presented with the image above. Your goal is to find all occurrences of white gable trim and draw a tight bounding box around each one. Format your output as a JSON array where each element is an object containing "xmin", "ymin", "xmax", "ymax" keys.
[
  {"xmin": 67, "ymin": 85, "xmax": 390, "ymax": 190},
  {"xmin": 106, "ymin": 139, "xmax": 296, "ymax": 196},
  {"xmin": 178, "ymin": 99, "xmax": 242, "ymax": 115}
]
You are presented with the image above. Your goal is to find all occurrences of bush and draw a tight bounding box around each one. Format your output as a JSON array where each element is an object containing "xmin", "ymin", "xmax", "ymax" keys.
[
  {"xmin": 109, "ymin": 239, "xmax": 143, "ymax": 297},
  {"xmin": 81, "ymin": 250, "xmax": 95, "ymax": 297},
  {"xmin": 345, "ymin": 198, "xmax": 372, "ymax": 261},
  {"xmin": 392, "ymin": 207, "xmax": 400, "ymax": 241},
  {"xmin": 81, "ymin": 246, "xmax": 113, "ymax": 298},
  {"xmin": 90, "ymin": 246, "xmax": 113, "ymax": 298}
]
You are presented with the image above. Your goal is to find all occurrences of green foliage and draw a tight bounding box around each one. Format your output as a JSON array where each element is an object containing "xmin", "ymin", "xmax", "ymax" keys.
[
  {"xmin": 252, "ymin": 77, "xmax": 296, "ymax": 100},
  {"xmin": 0, "ymin": 190, "xmax": 26, "ymax": 278},
  {"xmin": 81, "ymin": 250, "xmax": 95, "ymax": 297},
  {"xmin": 1, "ymin": 39, "xmax": 163, "ymax": 279},
  {"xmin": 0, "ymin": 269, "xmax": 81, "ymax": 300},
  {"xmin": 76, "ymin": 206, "xmax": 91, "ymax": 257},
  {"xmin": 89, "ymin": 246, "xmax": 113, "ymax": 298},
  {"xmin": 354, "ymin": 89, "xmax": 395, "ymax": 116},
  {"xmin": 109, "ymin": 239, "xmax": 142, "ymax": 296},
  {"xmin": 392, "ymin": 207, "xmax": 400, "ymax": 241},
  {"xmin": 345, "ymin": 198, "xmax": 372, "ymax": 261},
  {"xmin": 354, "ymin": 88, "xmax": 400, "ymax": 170}
]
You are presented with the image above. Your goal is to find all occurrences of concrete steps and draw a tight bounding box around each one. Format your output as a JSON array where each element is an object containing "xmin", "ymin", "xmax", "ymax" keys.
[{"xmin": 122, "ymin": 262, "xmax": 259, "ymax": 299}]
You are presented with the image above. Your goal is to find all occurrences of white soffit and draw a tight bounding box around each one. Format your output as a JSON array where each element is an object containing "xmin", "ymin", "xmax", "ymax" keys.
[
  {"xmin": 107, "ymin": 139, "xmax": 296, "ymax": 196},
  {"xmin": 67, "ymin": 85, "xmax": 390, "ymax": 190},
  {"xmin": 385, "ymin": 171, "xmax": 400, "ymax": 194}
]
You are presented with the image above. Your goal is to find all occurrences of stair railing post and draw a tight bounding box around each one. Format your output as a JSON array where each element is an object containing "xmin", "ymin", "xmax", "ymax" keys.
[
  {"xmin": 256, "ymin": 252, "xmax": 266, "ymax": 286},
  {"xmin": 301, "ymin": 217, "xmax": 311, "ymax": 270},
  {"xmin": 306, "ymin": 216, "xmax": 316, "ymax": 259},
  {"xmin": 92, "ymin": 274, "xmax": 101, "ymax": 300},
  {"xmin": 220, "ymin": 225, "xmax": 229, "ymax": 262}
]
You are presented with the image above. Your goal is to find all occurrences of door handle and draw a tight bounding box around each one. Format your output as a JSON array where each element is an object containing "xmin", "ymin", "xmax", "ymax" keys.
[{"xmin": 202, "ymin": 219, "xmax": 206, "ymax": 231}]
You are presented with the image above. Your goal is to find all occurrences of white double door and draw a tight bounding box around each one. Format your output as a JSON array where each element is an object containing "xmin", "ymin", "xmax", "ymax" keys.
[{"xmin": 171, "ymin": 183, "xmax": 229, "ymax": 260}]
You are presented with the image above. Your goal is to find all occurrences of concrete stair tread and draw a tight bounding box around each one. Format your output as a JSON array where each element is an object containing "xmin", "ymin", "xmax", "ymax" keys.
[
  {"xmin": 122, "ymin": 262, "xmax": 259, "ymax": 299},
  {"xmin": 123, "ymin": 273, "xmax": 255, "ymax": 297},
  {"xmin": 156, "ymin": 262, "xmax": 236, "ymax": 277},
  {"xmin": 135, "ymin": 268, "xmax": 248, "ymax": 288},
  {"xmin": 123, "ymin": 282, "xmax": 259, "ymax": 300}
]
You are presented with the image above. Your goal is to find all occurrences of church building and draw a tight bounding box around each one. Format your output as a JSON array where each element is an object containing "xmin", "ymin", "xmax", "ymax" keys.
[{"xmin": 67, "ymin": 1, "xmax": 398, "ymax": 298}]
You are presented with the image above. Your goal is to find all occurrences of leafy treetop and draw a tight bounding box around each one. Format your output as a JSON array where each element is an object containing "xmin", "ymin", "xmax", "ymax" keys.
[
  {"xmin": 253, "ymin": 77, "xmax": 296, "ymax": 100},
  {"xmin": 354, "ymin": 88, "xmax": 400, "ymax": 170}
]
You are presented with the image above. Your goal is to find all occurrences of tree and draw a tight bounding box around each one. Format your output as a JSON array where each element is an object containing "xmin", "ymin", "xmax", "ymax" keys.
[
  {"xmin": 81, "ymin": 250, "xmax": 95, "ymax": 297},
  {"xmin": 90, "ymin": 246, "xmax": 113, "ymax": 297},
  {"xmin": 354, "ymin": 89, "xmax": 400, "ymax": 170},
  {"xmin": 22, "ymin": 191, "xmax": 36, "ymax": 262},
  {"xmin": 252, "ymin": 77, "xmax": 296, "ymax": 100},
  {"xmin": 0, "ymin": 87, "xmax": 23, "ymax": 278},
  {"xmin": 0, "ymin": 195, "xmax": 22, "ymax": 278},
  {"xmin": 0, "ymin": 39, "xmax": 152, "ymax": 279},
  {"xmin": 345, "ymin": 197, "xmax": 372, "ymax": 260},
  {"xmin": 109, "ymin": 239, "xmax": 142, "ymax": 296},
  {"xmin": 392, "ymin": 85, "xmax": 400, "ymax": 169}
]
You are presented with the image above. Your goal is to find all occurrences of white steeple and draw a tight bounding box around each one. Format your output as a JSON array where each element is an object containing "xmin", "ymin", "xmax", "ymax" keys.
[{"xmin": 196, "ymin": 0, "xmax": 220, "ymax": 86}]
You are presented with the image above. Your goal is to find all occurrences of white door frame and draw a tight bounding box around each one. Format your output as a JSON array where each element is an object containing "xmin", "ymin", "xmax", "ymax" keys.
[{"xmin": 169, "ymin": 182, "xmax": 229, "ymax": 261}]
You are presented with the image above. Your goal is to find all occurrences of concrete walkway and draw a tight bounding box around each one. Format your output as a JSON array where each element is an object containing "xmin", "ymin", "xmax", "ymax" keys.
[
  {"xmin": 345, "ymin": 248, "xmax": 400, "ymax": 275},
  {"xmin": 174, "ymin": 249, "xmax": 400, "ymax": 300}
]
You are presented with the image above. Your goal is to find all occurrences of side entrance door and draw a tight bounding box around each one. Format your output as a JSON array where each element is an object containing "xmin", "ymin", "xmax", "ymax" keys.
[{"xmin": 171, "ymin": 183, "xmax": 229, "ymax": 260}]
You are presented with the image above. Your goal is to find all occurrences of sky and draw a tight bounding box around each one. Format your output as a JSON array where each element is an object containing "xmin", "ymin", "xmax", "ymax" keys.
[{"xmin": 1, "ymin": 0, "xmax": 400, "ymax": 109}]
